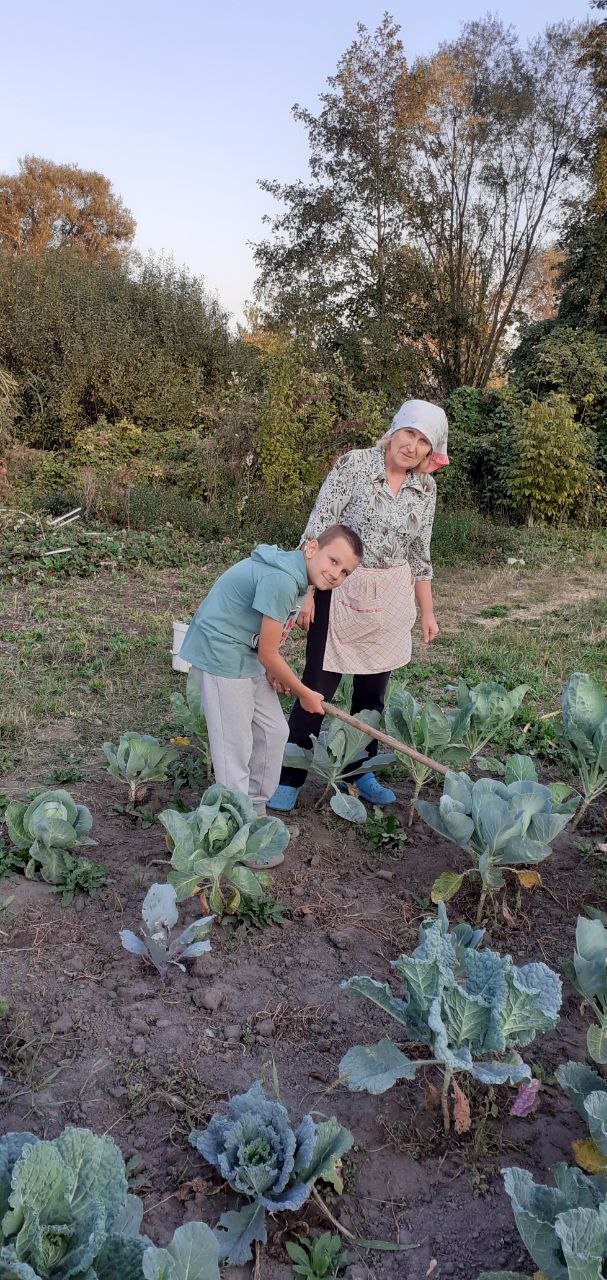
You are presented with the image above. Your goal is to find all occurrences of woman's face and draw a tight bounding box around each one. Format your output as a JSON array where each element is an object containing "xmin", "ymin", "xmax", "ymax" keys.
[{"xmin": 388, "ymin": 428, "xmax": 432, "ymax": 471}]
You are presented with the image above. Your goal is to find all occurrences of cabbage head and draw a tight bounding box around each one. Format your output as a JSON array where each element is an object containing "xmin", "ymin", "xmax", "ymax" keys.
[
  {"xmin": 190, "ymin": 1080, "xmax": 352, "ymax": 1265},
  {"xmin": 102, "ymin": 733, "xmax": 179, "ymax": 802},
  {"xmin": 4, "ymin": 790, "xmax": 95, "ymax": 884},
  {"xmin": 0, "ymin": 1128, "xmax": 220, "ymax": 1280},
  {"xmin": 159, "ymin": 785, "xmax": 290, "ymax": 913}
]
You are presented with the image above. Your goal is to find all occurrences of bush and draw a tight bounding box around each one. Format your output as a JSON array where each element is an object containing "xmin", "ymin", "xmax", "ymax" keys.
[
  {"xmin": 0, "ymin": 249, "xmax": 235, "ymax": 447},
  {"xmin": 253, "ymin": 340, "xmax": 386, "ymax": 513},
  {"xmin": 506, "ymin": 393, "xmax": 594, "ymax": 524},
  {"xmin": 441, "ymin": 385, "xmax": 527, "ymax": 516}
]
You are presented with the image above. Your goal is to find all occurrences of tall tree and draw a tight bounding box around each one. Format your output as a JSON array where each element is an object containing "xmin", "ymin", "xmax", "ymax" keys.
[
  {"xmin": 254, "ymin": 16, "xmax": 592, "ymax": 395},
  {"xmin": 253, "ymin": 16, "xmax": 419, "ymax": 391},
  {"xmin": 0, "ymin": 157, "xmax": 135, "ymax": 259}
]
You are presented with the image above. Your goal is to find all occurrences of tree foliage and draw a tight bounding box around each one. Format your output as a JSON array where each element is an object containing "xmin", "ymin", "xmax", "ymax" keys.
[
  {"xmin": 254, "ymin": 15, "xmax": 592, "ymax": 396},
  {"xmin": 0, "ymin": 156, "xmax": 135, "ymax": 259},
  {"xmin": 0, "ymin": 249, "xmax": 232, "ymax": 446}
]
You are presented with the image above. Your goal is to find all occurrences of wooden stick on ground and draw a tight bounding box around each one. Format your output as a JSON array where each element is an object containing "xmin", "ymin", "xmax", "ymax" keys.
[{"xmin": 321, "ymin": 702, "xmax": 449, "ymax": 777}]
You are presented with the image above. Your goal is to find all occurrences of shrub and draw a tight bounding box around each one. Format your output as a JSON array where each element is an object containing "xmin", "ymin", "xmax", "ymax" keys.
[
  {"xmin": 506, "ymin": 393, "xmax": 593, "ymax": 524},
  {"xmin": 0, "ymin": 249, "xmax": 233, "ymax": 448}
]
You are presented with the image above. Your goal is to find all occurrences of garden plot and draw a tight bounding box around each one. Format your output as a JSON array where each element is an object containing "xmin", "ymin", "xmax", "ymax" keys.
[
  {"xmin": 0, "ymin": 757, "xmax": 604, "ymax": 1278},
  {"xmin": 1, "ymin": 545, "xmax": 606, "ymax": 1280}
]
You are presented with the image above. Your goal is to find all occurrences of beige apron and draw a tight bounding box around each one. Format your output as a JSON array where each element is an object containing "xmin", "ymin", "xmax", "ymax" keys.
[{"xmin": 323, "ymin": 563, "xmax": 417, "ymax": 675}]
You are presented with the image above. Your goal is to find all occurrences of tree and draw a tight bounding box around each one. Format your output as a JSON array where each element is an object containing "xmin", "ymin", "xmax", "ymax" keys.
[
  {"xmin": 0, "ymin": 156, "xmax": 135, "ymax": 259},
  {"xmin": 253, "ymin": 16, "xmax": 420, "ymax": 392},
  {"xmin": 254, "ymin": 16, "xmax": 593, "ymax": 396}
]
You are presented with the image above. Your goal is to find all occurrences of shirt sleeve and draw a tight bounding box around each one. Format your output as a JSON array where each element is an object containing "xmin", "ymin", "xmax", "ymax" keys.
[
  {"xmin": 252, "ymin": 571, "xmax": 297, "ymax": 624},
  {"xmin": 301, "ymin": 452, "xmax": 355, "ymax": 542},
  {"xmin": 407, "ymin": 481, "xmax": 436, "ymax": 581}
]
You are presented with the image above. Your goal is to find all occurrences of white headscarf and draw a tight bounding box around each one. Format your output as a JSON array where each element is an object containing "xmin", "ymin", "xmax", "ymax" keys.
[{"xmin": 387, "ymin": 399, "xmax": 449, "ymax": 473}]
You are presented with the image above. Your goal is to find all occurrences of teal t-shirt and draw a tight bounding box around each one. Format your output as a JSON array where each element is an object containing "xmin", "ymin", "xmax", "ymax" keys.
[{"xmin": 180, "ymin": 544, "xmax": 309, "ymax": 679}]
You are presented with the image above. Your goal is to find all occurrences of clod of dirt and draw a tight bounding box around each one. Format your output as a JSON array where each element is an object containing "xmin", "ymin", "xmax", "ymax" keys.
[
  {"xmin": 199, "ymin": 986, "xmax": 224, "ymax": 1012},
  {"xmin": 255, "ymin": 1018, "xmax": 275, "ymax": 1037}
]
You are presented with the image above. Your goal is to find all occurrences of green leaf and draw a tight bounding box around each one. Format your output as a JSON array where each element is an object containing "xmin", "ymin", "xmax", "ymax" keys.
[
  {"xmin": 296, "ymin": 1117, "xmax": 353, "ymax": 1191},
  {"xmin": 587, "ymin": 1023, "xmax": 607, "ymax": 1065},
  {"xmin": 431, "ymin": 871, "xmax": 465, "ymax": 903},
  {"xmin": 340, "ymin": 975, "xmax": 410, "ymax": 1026},
  {"xmin": 329, "ymin": 790, "xmax": 367, "ymax": 823},
  {"xmin": 339, "ymin": 1040, "xmax": 419, "ymax": 1094},
  {"xmin": 476, "ymin": 757, "xmax": 506, "ymax": 775},
  {"xmin": 214, "ymin": 1203, "xmax": 267, "ymax": 1267},
  {"xmin": 142, "ymin": 1223, "xmax": 220, "ymax": 1280},
  {"xmin": 96, "ymin": 1235, "xmax": 148, "ymax": 1280},
  {"xmin": 505, "ymin": 755, "xmax": 538, "ymax": 785}
]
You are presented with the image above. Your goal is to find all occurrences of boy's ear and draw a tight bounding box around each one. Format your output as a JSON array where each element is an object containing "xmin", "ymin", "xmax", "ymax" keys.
[{"xmin": 303, "ymin": 538, "xmax": 318, "ymax": 560}]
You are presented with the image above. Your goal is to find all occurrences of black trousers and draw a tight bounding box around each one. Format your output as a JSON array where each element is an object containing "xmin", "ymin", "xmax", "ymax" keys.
[{"xmin": 280, "ymin": 588, "xmax": 391, "ymax": 788}]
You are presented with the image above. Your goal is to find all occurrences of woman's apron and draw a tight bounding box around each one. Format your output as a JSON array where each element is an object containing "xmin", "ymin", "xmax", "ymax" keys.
[{"xmin": 322, "ymin": 563, "xmax": 417, "ymax": 675}]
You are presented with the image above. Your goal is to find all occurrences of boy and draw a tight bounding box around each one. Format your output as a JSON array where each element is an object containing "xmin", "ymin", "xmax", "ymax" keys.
[{"xmin": 179, "ymin": 525, "xmax": 362, "ymax": 840}]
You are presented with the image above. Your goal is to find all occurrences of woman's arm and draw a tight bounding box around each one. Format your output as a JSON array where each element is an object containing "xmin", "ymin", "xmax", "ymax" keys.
[
  {"xmin": 296, "ymin": 452, "xmax": 356, "ymax": 632},
  {"xmin": 409, "ymin": 480, "xmax": 438, "ymax": 643}
]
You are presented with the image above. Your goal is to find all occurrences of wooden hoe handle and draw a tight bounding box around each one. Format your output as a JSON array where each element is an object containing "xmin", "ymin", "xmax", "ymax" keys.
[{"xmin": 321, "ymin": 701, "xmax": 449, "ymax": 777}]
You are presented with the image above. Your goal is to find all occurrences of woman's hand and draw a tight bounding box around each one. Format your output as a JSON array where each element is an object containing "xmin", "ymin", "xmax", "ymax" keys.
[
  {"xmin": 421, "ymin": 611, "xmax": 439, "ymax": 644},
  {"xmin": 267, "ymin": 675, "xmax": 292, "ymax": 695},
  {"xmin": 296, "ymin": 590, "xmax": 315, "ymax": 632}
]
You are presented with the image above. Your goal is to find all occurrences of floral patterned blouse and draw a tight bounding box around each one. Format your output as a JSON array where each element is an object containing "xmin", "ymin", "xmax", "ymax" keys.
[{"xmin": 302, "ymin": 445, "xmax": 436, "ymax": 580}]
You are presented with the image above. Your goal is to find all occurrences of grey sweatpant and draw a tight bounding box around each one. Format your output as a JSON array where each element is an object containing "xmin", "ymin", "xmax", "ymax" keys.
[{"xmin": 191, "ymin": 667, "xmax": 289, "ymax": 815}]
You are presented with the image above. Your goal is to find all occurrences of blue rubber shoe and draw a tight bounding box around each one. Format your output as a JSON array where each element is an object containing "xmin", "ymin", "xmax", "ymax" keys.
[
  {"xmin": 267, "ymin": 784, "xmax": 300, "ymax": 812},
  {"xmin": 355, "ymin": 773, "xmax": 396, "ymax": 805}
]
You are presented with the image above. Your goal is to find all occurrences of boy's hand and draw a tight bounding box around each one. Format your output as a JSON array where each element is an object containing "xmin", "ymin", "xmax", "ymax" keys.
[{"xmin": 299, "ymin": 687, "xmax": 326, "ymax": 717}]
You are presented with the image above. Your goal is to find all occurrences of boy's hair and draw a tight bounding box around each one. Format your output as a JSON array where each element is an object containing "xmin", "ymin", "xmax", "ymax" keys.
[{"xmin": 316, "ymin": 523, "xmax": 363, "ymax": 559}]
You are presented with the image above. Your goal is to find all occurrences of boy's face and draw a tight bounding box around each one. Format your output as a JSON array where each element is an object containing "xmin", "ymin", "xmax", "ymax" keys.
[{"xmin": 304, "ymin": 536, "xmax": 360, "ymax": 590}]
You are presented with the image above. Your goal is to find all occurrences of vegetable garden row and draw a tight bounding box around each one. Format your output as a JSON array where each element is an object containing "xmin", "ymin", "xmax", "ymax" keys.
[{"xmin": 1, "ymin": 669, "xmax": 606, "ymax": 1279}]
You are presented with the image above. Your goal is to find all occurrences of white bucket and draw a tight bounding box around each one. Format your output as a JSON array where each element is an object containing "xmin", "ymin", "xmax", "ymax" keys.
[{"xmin": 172, "ymin": 620, "xmax": 191, "ymax": 673}]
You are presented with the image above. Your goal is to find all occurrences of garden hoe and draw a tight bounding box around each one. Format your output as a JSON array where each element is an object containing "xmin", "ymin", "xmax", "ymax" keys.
[{"xmin": 321, "ymin": 702, "xmax": 449, "ymax": 776}]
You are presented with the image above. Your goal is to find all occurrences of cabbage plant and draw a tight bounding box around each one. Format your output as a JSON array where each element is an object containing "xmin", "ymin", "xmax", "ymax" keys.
[
  {"xmin": 566, "ymin": 912, "xmax": 607, "ymax": 1064},
  {"xmin": 447, "ymin": 680, "xmax": 528, "ymax": 757},
  {"xmin": 558, "ymin": 672, "xmax": 607, "ymax": 830},
  {"xmin": 384, "ymin": 684, "xmax": 468, "ymax": 823},
  {"xmin": 479, "ymin": 1165, "xmax": 607, "ymax": 1280},
  {"xmin": 102, "ymin": 733, "xmax": 179, "ymax": 803},
  {"xmin": 0, "ymin": 1126, "xmax": 220, "ymax": 1280},
  {"xmin": 190, "ymin": 1080, "xmax": 353, "ymax": 1266},
  {"xmin": 159, "ymin": 784, "xmax": 290, "ymax": 914},
  {"xmin": 170, "ymin": 670, "xmax": 211, "ymax": 780},
  {"xmin": 479, "ymin": 1062, "xmax": 607, "ymax": 1279},
  {"xmin": 120, "ymin": 882, "xmax": 213, "ymax": 979},
  {"xmin": 283, "ymin": 710, "xmax": 394, "ymax": 822},
  {"xmin": 415, "ymin": 756, "xmax": 577, "ymax": 922},
  {"xmin": 4, "ymin": 788, "xmax": 96, "ymax": 884},
  {"xmin": 340, "ymin": 903, "xmax": 561, "ymax": 1133}
]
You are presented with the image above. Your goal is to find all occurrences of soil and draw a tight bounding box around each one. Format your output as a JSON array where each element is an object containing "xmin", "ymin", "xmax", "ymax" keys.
[{"xmin": 1, "ymin": 764, "xmax": 605, "ymax": 1280}]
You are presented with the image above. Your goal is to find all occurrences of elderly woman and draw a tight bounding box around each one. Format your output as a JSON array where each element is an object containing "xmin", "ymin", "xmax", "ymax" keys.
[{"xmin": 268, "ymin": 399, "xmax": 449, "ymax": 812}]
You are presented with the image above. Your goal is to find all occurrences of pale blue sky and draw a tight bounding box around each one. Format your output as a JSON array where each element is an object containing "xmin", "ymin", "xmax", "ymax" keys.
[{"xmin": 1, "ymin": 0, "xmax": 589, "ymax": 321}]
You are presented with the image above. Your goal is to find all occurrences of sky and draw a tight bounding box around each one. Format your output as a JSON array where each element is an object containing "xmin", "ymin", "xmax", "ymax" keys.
[{"xmin": 1, "ymin": 0, "xmax": 590, "ymax": 324}]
